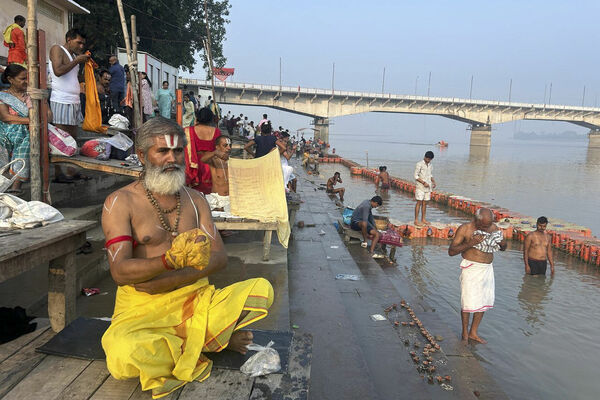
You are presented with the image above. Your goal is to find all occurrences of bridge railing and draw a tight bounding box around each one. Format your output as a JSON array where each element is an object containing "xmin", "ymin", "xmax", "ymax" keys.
[{"xmin": 177, "ymin": 78, "xmax": 600, "ymax": 113}]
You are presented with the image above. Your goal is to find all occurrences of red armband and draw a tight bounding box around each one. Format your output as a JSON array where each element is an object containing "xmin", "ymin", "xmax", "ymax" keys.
[
  {"xmin": 162, "ymin": 254, "xmax": 175, "ymax": 270},
  {"xmin": 104, "ymin": 235, "xmax": 138, "ymax": 249}
]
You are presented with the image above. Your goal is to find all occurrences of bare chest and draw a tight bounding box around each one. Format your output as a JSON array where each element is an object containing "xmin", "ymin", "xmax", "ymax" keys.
[{"xmin": 130, "ymin": 199, "xmax": 199, "ymax": 252}]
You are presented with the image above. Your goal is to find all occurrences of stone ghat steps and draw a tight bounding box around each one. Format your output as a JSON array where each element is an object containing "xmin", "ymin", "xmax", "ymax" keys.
[{"xmin": 320, "ymin": 155, "xmax": 600, "ymax": 266}]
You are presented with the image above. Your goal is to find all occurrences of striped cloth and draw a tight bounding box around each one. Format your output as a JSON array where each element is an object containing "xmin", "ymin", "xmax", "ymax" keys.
[
  {"xmin": 473, "ymin": 230, "xmax": 503, "ymax": 253},
  {"xmin": 50, "ymin": 101, "xmax": 83, "ymax": 126}
]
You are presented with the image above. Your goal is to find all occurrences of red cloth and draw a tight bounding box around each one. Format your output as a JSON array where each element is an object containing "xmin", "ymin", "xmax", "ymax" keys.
[
  {"xmin": 184, "ymin": 126, "xmax": 221, "ymax": 194},
  {"xmin": 6, "ymin": 26, "xmax": 26, "ymax": 66}
]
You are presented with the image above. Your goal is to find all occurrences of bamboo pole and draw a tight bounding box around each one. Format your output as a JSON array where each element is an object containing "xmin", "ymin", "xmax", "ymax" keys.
[
  {"xmin": 115, "ymin": 1, "xmax": 141, "ymax": 128},
  {"xmin": 27, "ymin": 0, "xmax": 41, "ymax": 201},
  {"xmin": 130, "ymin": 15, "xmax": 142, "ymax": 128}
]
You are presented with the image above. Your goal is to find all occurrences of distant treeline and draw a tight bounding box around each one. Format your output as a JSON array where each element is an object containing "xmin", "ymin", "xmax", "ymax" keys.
[{"xmin": 513, "ymin": 131, "xmax": 587, "ymax": 141}]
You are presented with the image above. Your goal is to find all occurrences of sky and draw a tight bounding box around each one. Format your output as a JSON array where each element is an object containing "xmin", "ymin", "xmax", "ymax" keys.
[{"xmin": 182, "ymin": 0, "xmax": 600, "ymax": 142}]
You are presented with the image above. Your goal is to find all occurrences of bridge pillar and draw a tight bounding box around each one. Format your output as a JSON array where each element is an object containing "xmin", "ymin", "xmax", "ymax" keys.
[
  {"xmin": 589, "ymin": 129, "xmax": 600, "ymax": 148},
  {"xmin": 313, "ymin": 117, "xmax": 329, "ymax": 143},
  {"xmin": 469, "ymin": 124, "xmax": 492, "ymax": 147}
]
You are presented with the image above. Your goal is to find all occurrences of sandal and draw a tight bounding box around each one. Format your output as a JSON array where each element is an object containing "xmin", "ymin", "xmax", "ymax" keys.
[
  {"xmin": 5, "ymin": 188, "xmax": 24, "ymax": 196},
  {"xmin": 76, "ymin": 241, "xmax": 93, "ymax": 255},
  {"xmin": 53, "ymin": 174, "xmax": 75, "ymax": 184},
  {"xmin": 72, "ymin": 172, "xmax": 92, "ymax": 181}
]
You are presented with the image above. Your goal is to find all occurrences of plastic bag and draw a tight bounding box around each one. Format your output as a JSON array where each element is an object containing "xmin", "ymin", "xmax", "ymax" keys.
[
  {"xmin": 342, "ymin": 207, "xmax": 354, "ymax": 225},
  {"xmin": 104, "ymin": 132, "xmax": 133, "ymax": 151},
  {"xmin": 81, "ymin": 139, "xmax": 111, "ymax": 161},
  {"xmin": 240, "ymin": 341, "xmax": 281, "ymax": 377},
  {"xmin": 48, "ymin": 124, "xmax": 77, "ymax": 156}
]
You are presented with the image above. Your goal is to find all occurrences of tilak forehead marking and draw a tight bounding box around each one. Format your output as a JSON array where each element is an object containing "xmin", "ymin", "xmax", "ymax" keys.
[{"xmin": 164, "ymin": 134, "xmax": 179, "ymax": 148}]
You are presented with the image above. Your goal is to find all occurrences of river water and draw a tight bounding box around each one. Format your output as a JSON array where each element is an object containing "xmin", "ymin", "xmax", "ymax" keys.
[
  {"xmin": 317, "ymin": 144, "xmax": 600, "ymax": 400},
  {"xmin": 326, "ymin": 133, "xmax": 600, "ymax": 235}
]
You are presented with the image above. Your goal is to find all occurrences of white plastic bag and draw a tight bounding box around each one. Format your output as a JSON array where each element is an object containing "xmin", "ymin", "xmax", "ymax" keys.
[
  {"xmin": 48, "ymin": 124, "xmax": 77, "ymax": 156},
  {"xmin": 104, "ymin": 132, "xmax": 133, "ymax": 151},
  {"xmin": 240, "ymin": 341, "xmax": 281, "ymax": 377}
]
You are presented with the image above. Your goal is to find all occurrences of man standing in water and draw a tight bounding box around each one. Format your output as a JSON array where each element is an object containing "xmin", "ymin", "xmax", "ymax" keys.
[
  {"xmin": 414, "ymin": 151, "xmax": 436, "ymax": 226},
  {"xmin": 523, "ymin": 216, "xmax": 555, "ymax": 276},
  {"xmin": 448, "ymin": 208, "xmax": 507, "ymax": 344},
  {"xmin": 376, "ymin": 166, "xmax": 390, "ymax": 190}
]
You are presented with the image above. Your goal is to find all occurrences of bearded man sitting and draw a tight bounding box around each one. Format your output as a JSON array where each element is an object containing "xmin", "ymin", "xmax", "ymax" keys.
[{"xmin": 101, "ymin": 117, "xmax": 274, "ymax": 399}]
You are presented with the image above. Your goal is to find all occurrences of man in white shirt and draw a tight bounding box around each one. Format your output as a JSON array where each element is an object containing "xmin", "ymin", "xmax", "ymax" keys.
[
  {"xmin": 49, "ymin": 28, "xmax": 90, "ymax": 182},
  {"xmin": 414, "ymin": 151, "xmax": 436, "ymax": 226}
]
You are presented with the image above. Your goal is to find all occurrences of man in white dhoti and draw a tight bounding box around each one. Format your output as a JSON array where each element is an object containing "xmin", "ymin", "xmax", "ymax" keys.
[{"xmin": 448, "ymin": 208, "xmax": 507, "ymax": 344}]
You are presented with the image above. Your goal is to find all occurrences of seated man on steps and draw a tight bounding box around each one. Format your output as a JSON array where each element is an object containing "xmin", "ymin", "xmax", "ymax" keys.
[
  {"xmin": 101, "ymin": 117, "xmax": 274, "ymax": 399},
  {"xmin": 350, "ymin": 196, "xmax": 383, "ymax": 258},
  {"xmin": 326, "ymin": 171, "xmax": 345, "ymax": 201},
  {"xmin": 201, "ymin": 135, "xmax": 231, "ymax": 196}
]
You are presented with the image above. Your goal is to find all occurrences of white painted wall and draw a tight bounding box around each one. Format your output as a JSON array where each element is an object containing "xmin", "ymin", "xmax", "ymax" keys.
[
  {"xmin": 117, "ymin": 48, "xmax": 179, "ymax": 97},
  {"xmin": 0, "ymin": 0, "xmax": 71, "ymax": 62}
]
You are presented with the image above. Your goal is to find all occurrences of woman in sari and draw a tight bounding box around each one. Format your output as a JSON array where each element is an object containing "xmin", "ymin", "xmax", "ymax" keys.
[
  {"xmin": 184, "ymin": 107, "xmax": 221, "ymax": 194},
  {"xmin": 157, "ymin": 80, "xmax": 174, "ymax": 119},
  {"xmin": 0, "ymin": 65, "xmax": 34, "ymax": 195},
  {"xmin": 140, "ymin": 72, "xmax": 155, "ymax": 122}
]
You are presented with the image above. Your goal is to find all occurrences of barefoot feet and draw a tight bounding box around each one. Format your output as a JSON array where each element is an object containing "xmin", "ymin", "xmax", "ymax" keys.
[
  {"xmin": 227, "ymin": 330, "xmax": 253, "ymax": 354},
  {"xmin": 468, "ymin": 334, "xmax": 487, "ymax": 344}
]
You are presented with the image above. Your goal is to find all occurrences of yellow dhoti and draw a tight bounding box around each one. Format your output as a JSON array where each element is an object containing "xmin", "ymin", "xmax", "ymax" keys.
[{"xmin": 101, "ymin": 277, "xmax": 274, "ymax": 398}]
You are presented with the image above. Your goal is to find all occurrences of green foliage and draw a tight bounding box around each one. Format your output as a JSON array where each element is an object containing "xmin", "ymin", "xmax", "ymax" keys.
[{"xmin": 73, "ymin": 0, "xmax": 230, "ymax": 72}]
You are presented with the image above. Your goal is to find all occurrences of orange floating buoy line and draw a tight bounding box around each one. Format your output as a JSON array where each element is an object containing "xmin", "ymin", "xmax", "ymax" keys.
[{"xmin": 325, "ymin": 154, "xmax": 600, "ymax": 266}]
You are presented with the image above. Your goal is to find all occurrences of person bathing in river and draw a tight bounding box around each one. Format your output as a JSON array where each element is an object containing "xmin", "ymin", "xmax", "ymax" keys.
[
  {"xmin": 351, "ymin": 196, "xmax": 384, "ymax": 259},
  {"xmin": 523, "ymin": 216, "xmax": 555, "ymax": 276},
  {"xmin": 376, "ymin": 166, "xmax": 390, "ymax": 190},
  {"xmin": 448, "ymin": 208, "xmax": 507, "ymax": 344},
  {"xmin": 326, "ymin": 172, "xmax": 345, "ymax": 201},
  {"xmin": 414, "ymin": 151, "xmax": 436, "ymax": 226},
  {"xmin": 200, "ymin": 135, "xmax": 231, "ymax": 196},
  {"xmin": 101, "ymin": 118, "xmax": 273, "ymax": 398}
]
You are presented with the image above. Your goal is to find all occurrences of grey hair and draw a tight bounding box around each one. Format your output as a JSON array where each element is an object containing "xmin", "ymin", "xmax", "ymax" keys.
[
  {"xmin": 475, "ymin": 207, "xmax": 494, "ymax": 221},
  {"xmin": 135, "ymin": 117, "xmax": 187, "ymax": 153}
]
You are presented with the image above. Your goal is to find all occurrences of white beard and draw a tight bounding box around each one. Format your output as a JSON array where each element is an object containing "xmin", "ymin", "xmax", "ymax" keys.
[{"xmin": 143, "ymin": 162, "xmax": 186, "ymax": 195}]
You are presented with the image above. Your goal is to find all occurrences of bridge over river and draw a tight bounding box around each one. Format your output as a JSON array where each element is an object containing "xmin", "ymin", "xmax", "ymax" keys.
[{"xmin": 180, "ymin": 78, "xmax": 600, "ymax": 148}]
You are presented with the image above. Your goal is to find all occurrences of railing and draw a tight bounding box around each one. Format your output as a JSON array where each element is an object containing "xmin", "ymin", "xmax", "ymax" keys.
[{"xmin": 177, "ymin": 78, "xmax": 600, "ymax": 114}]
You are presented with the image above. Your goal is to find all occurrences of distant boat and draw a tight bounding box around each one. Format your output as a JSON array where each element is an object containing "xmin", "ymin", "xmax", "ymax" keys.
[{"xmin": 436, "ymin": 141, "xmax": 448, "ymax": 147}]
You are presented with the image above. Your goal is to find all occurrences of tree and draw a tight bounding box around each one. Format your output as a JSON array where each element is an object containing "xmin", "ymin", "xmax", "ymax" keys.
[{"xmin": 73, "ymin": 0, "xmax": 230, "ymax": 72}]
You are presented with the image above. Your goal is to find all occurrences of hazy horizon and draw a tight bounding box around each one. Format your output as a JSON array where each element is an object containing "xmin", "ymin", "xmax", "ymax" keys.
[{"xmin": 181, "ymin": 0, "xmax": 600, "ymax": 140}]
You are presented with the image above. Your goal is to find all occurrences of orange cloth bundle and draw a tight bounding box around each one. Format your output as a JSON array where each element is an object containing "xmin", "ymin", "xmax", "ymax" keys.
[{"xmin": 82, "ymin": 53, "xmax": 107, "ymax": 133}]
